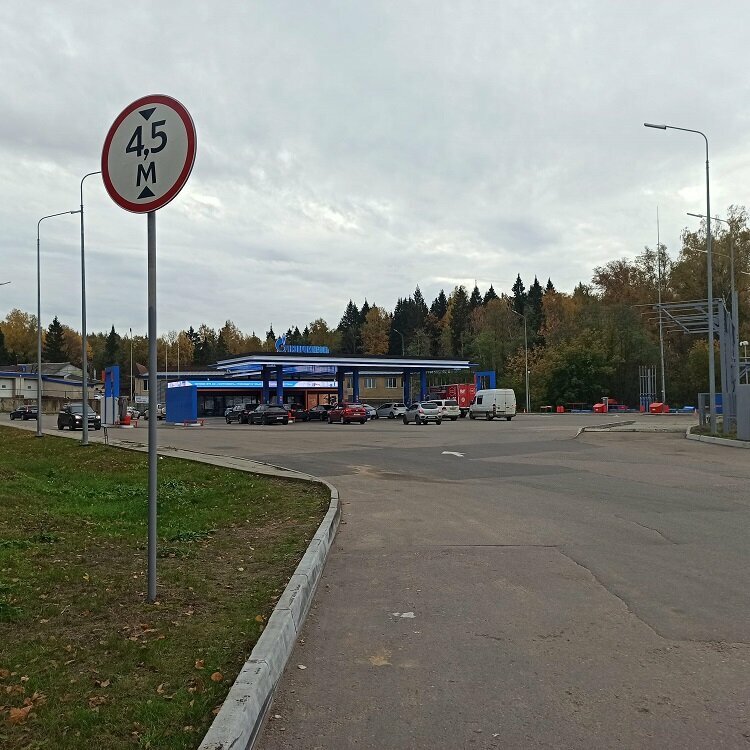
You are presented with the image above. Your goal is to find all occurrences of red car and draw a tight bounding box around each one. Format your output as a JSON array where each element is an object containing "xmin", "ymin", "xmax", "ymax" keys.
[{"xmin": 327, "ymin": 402, "xmax": 367, "ymax": 425}]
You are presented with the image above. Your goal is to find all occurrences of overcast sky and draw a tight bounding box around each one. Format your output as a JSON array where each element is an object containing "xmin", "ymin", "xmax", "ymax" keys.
[{"xmin": 2, "ymin": 1, "xmax": 749, "ymax": 337}]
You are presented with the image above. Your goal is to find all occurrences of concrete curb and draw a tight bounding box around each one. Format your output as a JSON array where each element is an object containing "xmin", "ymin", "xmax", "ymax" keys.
[
  {"xmin": 685, "ymin": 428, "xmax": 750, "ymax": 449},
  {"xmin": 574, "ymin": 420, "xmax": 635, "ymax": 437},
  {"xmin": 198, "ymin": 482, "xmax": 340, "ymax": 750}
]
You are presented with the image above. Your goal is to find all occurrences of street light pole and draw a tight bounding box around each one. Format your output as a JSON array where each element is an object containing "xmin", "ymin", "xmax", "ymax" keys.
[
  {"xmin": 509, "ymin": 308, "xmax": 530, "ymax": 413},
  {"xmin": 645, "ymin": 123, "xmax": 716, "ymax": 432},
  {"xmin": 130, "ymin": 327, "xmax": 134, "ymax": 403},
  {"xmin": 79, "ymin": 170, "xmax": 101, "ymax": 447},
  {"xmin": 37, "ymin": 210, "xmax": 80, "ymax": 438},
  {"xmin": 741, "ymin": 340, "xmax": 749, "ymax": 384},
  {"xmin": 393, "ymin": 328, "xmax": 405, "ymax": 356},
  {"xmin": 656, "ymin": 207, "xmax": 667, "ymax": 404}
]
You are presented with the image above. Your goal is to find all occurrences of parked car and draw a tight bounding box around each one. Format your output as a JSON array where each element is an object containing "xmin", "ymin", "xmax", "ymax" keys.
[
  {"xmin": 376, "ymin": 402, "xmax": 407, "ymax": 419},
  {"xmin": 403, "ymin": 401, "xmax": 442, "ymax": 425},
  {"xmin": 225, "ymin": 404, "xmax": 246, "ymax": 424},
  {"xmin": 286, "ymin": 403, "xmax": 307, "ymax": 421},
  {"xmin": 57, "ymin": 403, "xmax": 101, "ymax": 431},
  {"xmin": 143, "ymin": 403, "xmax": 166, "ymax": 420},
  {"xmin": 361, "ymin": 403, "xmax": 378, "ymax": 420},
  {"xmin": 430, "ymin": 399, "xmax": 461, "ymax": 421},
  {"xmin": 126, "ymin": 406, "xmax": 141, "ymax": 419},
  {"xmin": 305, "ymin": 404, "xmax": 335, "ymax": 422},
  {"xmin": 469, "ymin": 389, "xmax": 516, "ymax": 421},
  {"xmin": 9, "ymin": 405, "xmax": 38, "ymax": 420},
  {"xmin": 248, "ymin": 404, "xmax": 289, "ymax": 425},
  {"xmin": 328, "ymin": 402, "xmax": 367, "ymax": 424}
]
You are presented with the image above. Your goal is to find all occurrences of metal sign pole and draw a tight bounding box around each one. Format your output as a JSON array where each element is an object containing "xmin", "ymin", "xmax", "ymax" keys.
[{"xmin": 147, "ymin": 210, "xmax": 158, "ymax": 603}]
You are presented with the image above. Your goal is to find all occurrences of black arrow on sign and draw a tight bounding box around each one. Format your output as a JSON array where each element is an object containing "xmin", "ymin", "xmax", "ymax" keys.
[
  {"xmin": 139, "ymin": 108, "xmax": 156, "ymax": 121},
  {"xmin": 138, "ymin": 186, "xmax": 155, "ymax": 199}
]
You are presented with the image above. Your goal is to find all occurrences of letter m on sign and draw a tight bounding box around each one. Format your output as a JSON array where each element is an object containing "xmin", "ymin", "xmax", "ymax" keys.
[{"xmin": 137, "ymin": 162, "xmax": 156, "ymax": 186}]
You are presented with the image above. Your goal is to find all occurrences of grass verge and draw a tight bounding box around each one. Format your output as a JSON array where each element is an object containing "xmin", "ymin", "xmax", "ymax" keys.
[{"xmin": 0, "ymin": 426, "xmax": 329, "ymax": 749}]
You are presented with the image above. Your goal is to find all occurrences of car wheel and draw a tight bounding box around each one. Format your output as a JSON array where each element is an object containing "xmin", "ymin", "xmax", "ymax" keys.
[
  {"xmin": 57, "ymin": 423, "xmax": 64, "ymax": 430},
  {"xmin": 437, "ymin": 420, "xmax": 442, "ymax": 425},
  {"xmin": 225, "ymin": 417, "xmax": 230, "ymax": 424},
  {"xmin": 506, "ymin": 416, "xmax": 512, "ymax": 421},
  {"xmin": 360, "ymin": 420, "xmax": 365, "ymax": 425},
  {"xmin": 469, "ymin": 411, "xmax": 476, "ymax": 420},
  {"xmin": 283, "ymin": 419, "xmax": 288, "ymax": 425},
  {"xmin": 388, "ymin": 412, "xmax": 394, "ymax": 419},
  {"xmin": 451, "ymin": 417, "xmax": 458, "ymax": 421}
]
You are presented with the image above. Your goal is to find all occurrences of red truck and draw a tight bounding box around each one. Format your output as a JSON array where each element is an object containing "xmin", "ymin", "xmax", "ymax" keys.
[{"xmin": 428, "ymin": 383, "xmax": 476, "ymax": 417}]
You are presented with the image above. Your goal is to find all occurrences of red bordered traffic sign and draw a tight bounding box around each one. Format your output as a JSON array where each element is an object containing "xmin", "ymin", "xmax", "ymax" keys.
[{"xmin": 101, "ymin": 94, "xmax": 196, "ymax": 213}]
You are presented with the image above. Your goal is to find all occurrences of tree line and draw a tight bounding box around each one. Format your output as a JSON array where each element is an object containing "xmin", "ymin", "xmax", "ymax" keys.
[{"xmin": 2, "ymin": 205, "xmax": 748, "ymax": 407}]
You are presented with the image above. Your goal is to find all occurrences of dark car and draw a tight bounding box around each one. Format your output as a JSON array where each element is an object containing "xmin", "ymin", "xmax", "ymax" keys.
[
  {"xmin": 248, "ymin": 404, "xmax": 289, "ymax": 425},
  {"xmin": 226, "ymin": 404, "xmax": 255, "ymax": 424},
  {"xmin": 10, "ymin": 405, "xmax": 38, "ymax": 420},
  {"xmin": 286, "ymin": 403, "xmax": 306, "ymax": 422},
  {"xmin": 305, "ymin": 404, "xmax": 334, "ymax": 422},
  {"xmin": 328, "ymin": 402, "xmax": 367, "ymax": 425},
  {"xmin": 57, "ymin": 403, "xmax": 101, "ymax": 431}
]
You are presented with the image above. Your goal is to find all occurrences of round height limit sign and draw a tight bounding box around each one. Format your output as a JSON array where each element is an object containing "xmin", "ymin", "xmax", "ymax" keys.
[
  {"xmin": 102, "ymin": 94, "xmax": 196, "ymax": 213},
  {"xmin": 101, "ymin": 94, "xmax": 196, "ymax": 604}
]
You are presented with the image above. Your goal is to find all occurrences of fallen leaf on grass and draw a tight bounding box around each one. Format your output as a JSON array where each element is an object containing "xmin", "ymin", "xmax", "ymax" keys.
[
  {"xmin": 0, "ymin": 669, "xmax": 9, "ymax": 679},
  {"xmin": 254, "ymin": 615, "xmax": 265, "ymax": 623},
  {"xmin": 194, "ymin": 659, "xmax": 205, "ymax": 670},
  {"xmin": 156, "ymin": 683, "xmax": 166, "ymax": 695},
  {"xmin": 88, "ymin": 695, "xmax": 108, "ymax": 710},
  {"xmin": 210, "ymin": 672, "xmax": 223, "ymax": 683},
  {"xmin": 95, "ymin": 679, "xmax": 110, "ymax": 689},
  {"xmin": 297, "ymin": 665, "xmax": 307, "ymax": 670},
  {"xmin": 8, "ymin": 704, "xmax": 33, "ymax": 724}
]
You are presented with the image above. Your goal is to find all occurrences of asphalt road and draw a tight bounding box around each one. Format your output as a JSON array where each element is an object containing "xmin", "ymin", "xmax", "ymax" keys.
[{"xmin": 12, "ymin": 414, "xmax": 750, "ymax": 747}]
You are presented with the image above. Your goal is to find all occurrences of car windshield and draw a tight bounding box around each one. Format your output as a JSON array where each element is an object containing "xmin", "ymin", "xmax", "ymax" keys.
[
  {"xmin": 68, "ymin": 404, "xmax": 85, "ymax": 414},
  {"xmin": 445, "ymin": 400, "xmax": 458, "ymax": 406},
  {"xmin": 421, "ymin": 402, "xmax": 438, "ymax": 408}
]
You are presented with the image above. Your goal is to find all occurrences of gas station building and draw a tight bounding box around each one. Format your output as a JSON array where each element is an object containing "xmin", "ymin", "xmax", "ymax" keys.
[{"xmin": 160, "ymin": 348, "xmax": 476, "ymax": 421}]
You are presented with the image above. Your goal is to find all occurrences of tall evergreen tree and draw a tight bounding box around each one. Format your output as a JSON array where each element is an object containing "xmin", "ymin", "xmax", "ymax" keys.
[
  {"xmin": 527, "ymin": 276, "xmax": 544, "ymax": 336},
  {"xmin": 469, "ymin": 284, "xmax": 482, "ymax": 311},
  {"xmin": 545, "ymin": 278, "xmax": 556, "ymax": 294},
  {"xmin": 483, "ymin": 284, "xmax": 499, "ymax": 305},
  {"xmin": 413, "ymin": 286, "xmax": 429, "ymax": 323},
  {"xmin": 0, "ymin": 327, "xmax": 10, "ymax": 364},
  {"xmin": 338, "ymin": 300, "xmax": 361, "ymax": 354},
  {"xmin": 512, "ymin": 274, "xmax": 527, "ymax": 315},
  {"xmin": 43, "ymin": 316, "xmax": 66, "ymax": 362},
  {"xmin": 103, "ymin": 325, "xmax": 121, "ymax": 365},
  {"xmin": 359, "ymin": 299, "xmax": 371, "ymax": 327},
  {"xmin": 448, "ymin": 286, "xmax": 471, "ymax": 356},
  {"xmin": 430, "ymin": 289, "xmax": 448, "ymax": 319}
]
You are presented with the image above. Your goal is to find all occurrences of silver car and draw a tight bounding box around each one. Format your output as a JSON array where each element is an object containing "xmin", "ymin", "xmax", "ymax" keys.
[
  {"xmin": 376, "ymin": 402, "xmax": 407, "ymax": 419},
  {"xmin": 361, "ymin": 403, "xmax": 378, "ymax": 420},
  {"xmin": 402, "ymin": 401, "xmax": 442, "ymax": 425}
]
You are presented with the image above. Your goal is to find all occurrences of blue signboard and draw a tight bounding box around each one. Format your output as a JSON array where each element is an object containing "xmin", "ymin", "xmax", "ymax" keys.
[
  {"xmin": 168, "ymin": 380, "xmax": 337, "ymax": 390},
  {"xmin": 275, "ymin": 334, "xmax": 329, "ymax": 355}
]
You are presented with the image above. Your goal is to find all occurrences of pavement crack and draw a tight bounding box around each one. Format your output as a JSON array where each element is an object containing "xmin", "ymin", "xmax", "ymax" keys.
[
  {"xmin": 555, "ymin": 547, "xmax": 665, "ymax": 639},
  {"xmin": 614, "ymin": 515, "xmax": 678, "ymax": 544}
]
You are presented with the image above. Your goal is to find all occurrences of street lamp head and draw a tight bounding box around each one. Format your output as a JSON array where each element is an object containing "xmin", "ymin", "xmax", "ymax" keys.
[
  {"xmin": 741, "ymin": 340, "xmax": 748, "ymax": 347},
  {"xmin": 686, "ymin": 212, "xmax": 705, "ymax": 219},
  {"xmin": 644, "ymin": 123, "xmax": 667, "ymax": 130}
]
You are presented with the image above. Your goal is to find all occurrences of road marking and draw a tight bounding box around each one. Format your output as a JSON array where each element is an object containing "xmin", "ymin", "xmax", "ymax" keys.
[{"xmin": 441, "ymin": 451, "xmax": 465, "ymax": 457}]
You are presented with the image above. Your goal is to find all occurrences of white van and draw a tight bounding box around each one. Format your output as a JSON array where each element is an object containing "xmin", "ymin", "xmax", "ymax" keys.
[{"xmin": 468, "ymin": 389, "xmax": 516, "ymax": 421}]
